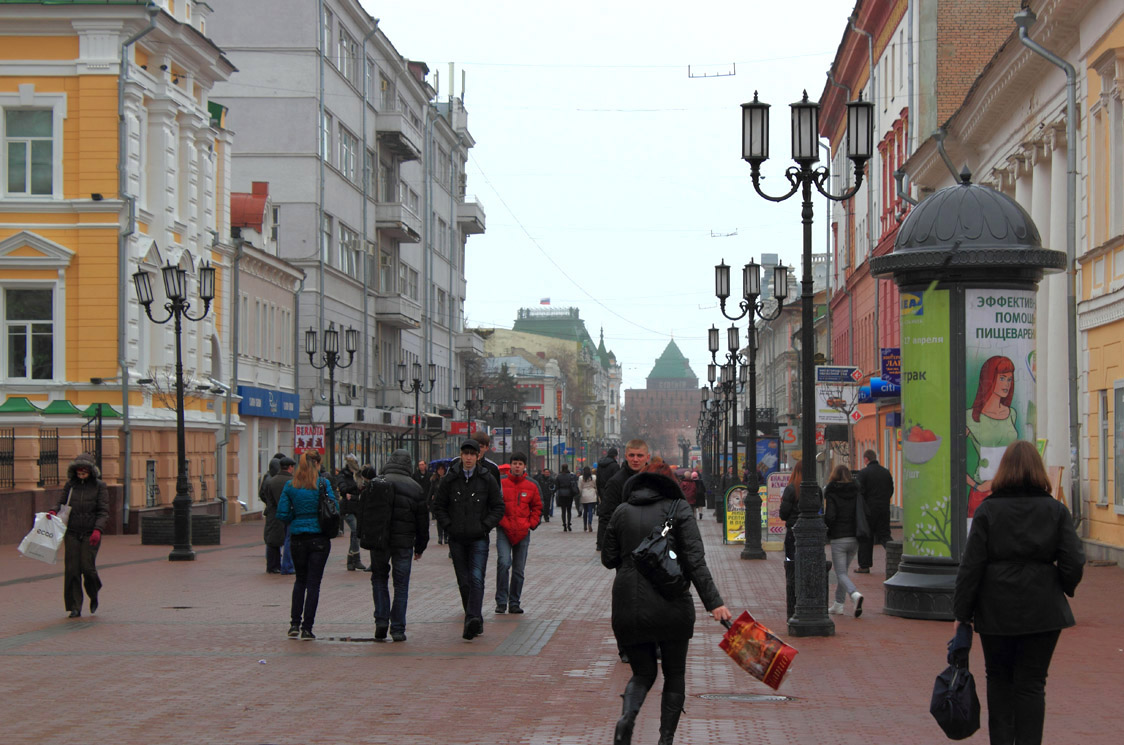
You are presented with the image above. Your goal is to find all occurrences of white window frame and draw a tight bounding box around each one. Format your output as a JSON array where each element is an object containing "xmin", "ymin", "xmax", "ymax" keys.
[
  {"xmin": 320, "ymin": 110, "xmax": 333, "ymax": 166},
  {"xmin": 338, "ymin": 125, "xmax": 358, "ymax": 182},
  {"xmin": 0, "ymin": 87, "xmax": 67, "ymax": 200},
  {"xmin": 0, "ymin": 231, "xmax": 72, "ymax": 384}
]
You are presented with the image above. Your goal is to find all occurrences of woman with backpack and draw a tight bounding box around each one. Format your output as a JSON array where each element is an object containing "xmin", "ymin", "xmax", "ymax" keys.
[{"xmin": 277, "ymin": 451, "xmax": 338, "ymax": 640}]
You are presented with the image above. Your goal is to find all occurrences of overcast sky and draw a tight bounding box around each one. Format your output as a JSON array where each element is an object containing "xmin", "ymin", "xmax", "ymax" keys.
[{"xmin": 363, "ymin": 0, "xmax": 854, "ymax": 391}]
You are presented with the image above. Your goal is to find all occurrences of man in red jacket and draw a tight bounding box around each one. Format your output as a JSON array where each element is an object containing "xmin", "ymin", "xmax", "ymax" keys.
[{"xmin": 495, "ymin": 452, "xmax": 542, "ymax": 615}]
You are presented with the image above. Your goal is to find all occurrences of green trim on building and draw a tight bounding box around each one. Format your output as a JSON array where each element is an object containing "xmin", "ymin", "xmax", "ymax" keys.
[
  {"xmin": 41, "ymin": 400, "xmax": 84, "ymax": 416},
  {"xmin": 0, "ymin": 397, "xmax": 42, "ymax": 413},
  {"xmin": 81, "ymin": 403, "xmax": 122, "ymax": 419}
]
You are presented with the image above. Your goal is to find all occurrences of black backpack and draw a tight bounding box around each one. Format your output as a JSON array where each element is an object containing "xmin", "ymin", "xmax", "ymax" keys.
[{"xmin": 358, "ymin": 477, "xmax": 395, "ymax": 551}]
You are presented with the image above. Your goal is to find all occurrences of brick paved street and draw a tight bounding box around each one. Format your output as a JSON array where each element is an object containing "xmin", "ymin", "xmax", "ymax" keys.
[{"xmin": 2, "ymin": 515, "xmax": 1120, "ymax": 745}]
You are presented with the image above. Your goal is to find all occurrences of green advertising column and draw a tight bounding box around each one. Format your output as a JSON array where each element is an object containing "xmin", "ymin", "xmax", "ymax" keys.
[{"xmin": 871, "ymin": 170, "xmax": 1064, "ymax": 620}]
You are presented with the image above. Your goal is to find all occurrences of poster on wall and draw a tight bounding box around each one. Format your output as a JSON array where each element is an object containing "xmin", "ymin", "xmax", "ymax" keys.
[
  {"xmin": 766, "ymin": 471, "xmax": 788, "ymax": 544},
  {"xmin": 964, "ymin": 288, "xmax": 1037, "ymax": 519},
  {"xmin": 900, "ymin": 289, "xmax": 952, "ymax": 557},
  {"xmin": 756, "ymin": 438, "xmax": 781, "ymax": 484},
  {"xmin": 724, "ymin": 485, "xmax": 747, "ymax": 544}
]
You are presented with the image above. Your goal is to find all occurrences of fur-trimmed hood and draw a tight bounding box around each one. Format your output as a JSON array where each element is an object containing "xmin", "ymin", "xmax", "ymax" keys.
[
  {"xmin": 622, "ymin": 471, "xmax": 682, "ymax": 505},
  {"xmin": 67, "ymin": 453, "xmax": 101, "ymax": 483}
]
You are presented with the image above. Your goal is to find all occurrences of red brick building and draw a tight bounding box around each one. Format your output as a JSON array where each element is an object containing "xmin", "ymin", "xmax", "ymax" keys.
[{"xmin": 622, "ymin": 340, "xmax": 698, "ymax": 465}]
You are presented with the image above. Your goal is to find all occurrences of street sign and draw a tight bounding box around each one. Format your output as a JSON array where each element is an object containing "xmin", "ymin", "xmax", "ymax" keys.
[
  {"xmin": 815, "ymin": 365, "xmax": 862, "ymax": 384},
  {"xmin": 850, "ymin": 409, "xmax": 864, "ymax": 423},
  {"xmin": 779, "ymin": 425, "xmax": 800, "ymax": 450}
]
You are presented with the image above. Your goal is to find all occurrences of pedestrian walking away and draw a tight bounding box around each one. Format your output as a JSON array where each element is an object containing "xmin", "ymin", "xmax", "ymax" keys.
[
  {"xmin": 495, "ymin": 452, "xmax": 542, "ymax": 614},
  {"xmin": 262, "ymin": 455, "xmax": 296, "ymax": 574},
  {"xmin": 361, "ymin": 450, "xmax": 429, "ymax": 642},
  {"xmin": 277, "ymin": 451, "xmax": 337, "ymax": 640},
  {"xmin": 336, "ymin": 453, "xmax": 368, "ymax": 571},
  {"xmin": 678, "ymin": 471, "xmax": 699, "ymax": 520},
  {"xmin": 555, "ymin": 464, "xmax": 579, "ymax": 531},
  {"xmin": 536, "ymin": 468, "xmax": 557, "ymax": 523},
  {"xmin": 854, "ymin": 448, "xmax": 894, "ymax": 572},
  {"xmin": 432, "ymin": 438, "xmax": 504, "ymax": 640},
  {"xmin": 953, "ymin": 440, "xmax": 1084, "ymax": 745},
  {"xmin": 50, "ymin": 453, "xmax": 108, "ymax": 618},
  {"xmin": 823, "ymin": 464, "xmax": 864, "ymax": 617},
  {"xmin": 601, "ymin": 466, "xmax": 732, "ymax": 745},
  {"xmin": 578, "ymin": 466, "xmax": 598, "ymax": 532}
]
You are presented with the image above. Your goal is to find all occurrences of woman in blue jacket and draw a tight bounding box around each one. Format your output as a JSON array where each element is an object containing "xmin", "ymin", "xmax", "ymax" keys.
[{"xmin": 278, "ymin": 451, "xmax": 338, "ymax": 640}]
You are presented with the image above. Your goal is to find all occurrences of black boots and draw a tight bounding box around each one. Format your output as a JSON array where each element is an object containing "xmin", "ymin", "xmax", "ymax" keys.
[
  {"xmin": 613, "ymin": 677, "xmax": 651, "ymax": 745},
  {"xmin": 346, "ymin": 551, "xmax": 368, "ymax": 571},
  {"xmin": 657, "ymin": 692, "xmax": 686, "ymax": 745}
]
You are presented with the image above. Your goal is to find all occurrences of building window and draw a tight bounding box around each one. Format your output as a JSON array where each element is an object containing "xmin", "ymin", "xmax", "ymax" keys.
[
  {"xmin": 379, "ymin": 250, "xmax": 395, "ymax": 294},
  {"xmin": 337, "ymin": 28, "xmax": 359, "ymax": 86},
  {"xmin": 338, "ymin": 223, "xmax": 359, "ymax": 275},
  {"xmin": 365, "ymin": 148, "xmax": 377, "ymax": 195},
  {"xmin": 408, "ymin": 268, "xmax": 419, "ymax": 301},
  {"xmin": 321, "ymin": 5, "xmax": 334, "ymax": 58},
  {"xmin": 437, "ymin": 288, "xmax": 447, "ymax": 322},
  {"xmin": 398, "ymin": 262, "xmax": 409, "ymax": 296},
  {"xmin": 1100, "ymin": 389, "xmax": 1110, "ymax": 505},
  {"xmin": 338, "ymin": 125, "xmax": 358, "ymax": 181},
  {"xmin": 4, "ymin": 287, "xmax": 53, "ymax": 379},
  {"xmin": 437, "ymin": 217, "xmax": 447, "ymax": 256},
  {"xmin": 321, "ymin": 213, "xmax": 333, "ymax": 265},
  {"xmin": 320, "ymin": 111, "xmax": 333, "ymax": 165},
  {"xmin": 4, "ymin": 109, "xmax": 53, "ymax": 196},
  {"xmin": 380, "ymin": 75, "xmax": 395, "ymax": 111}
]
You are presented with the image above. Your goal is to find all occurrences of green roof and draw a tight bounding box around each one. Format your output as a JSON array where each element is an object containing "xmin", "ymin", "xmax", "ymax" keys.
[
  {"xmin": 82, "ymin": 403, "xmax": 122, "ymax": 419},
  {"xmin": 513, "ymin": 307, "xmax": 596, "ymax": 347},
  {"xmin": 646, "ymin": 339, "xmax": 698, "ymax": 382},
  {"xmin": 0, "ymin": 396, "xmax": 42, "ymax": 413},
  {"xmin": 41, "ymin": 400, "xmax": 83, "ymax": 416}
]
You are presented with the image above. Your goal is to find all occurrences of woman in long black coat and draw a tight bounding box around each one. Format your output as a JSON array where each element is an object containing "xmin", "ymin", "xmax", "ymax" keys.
[
  {"xmin": 953, "ymin": 440, "xmax": 1084, "ymax": 745},
  {"xmin": 602, "ymin": 469, "xmax": 731, "ymax": 745}
]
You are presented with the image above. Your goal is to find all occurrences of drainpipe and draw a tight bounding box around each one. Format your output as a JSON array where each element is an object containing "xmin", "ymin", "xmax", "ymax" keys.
[
  {"xmin": 1016, "ymin": 9, "xmax": 1082, "ymax": 527},
  {"xmin": 215, "ymin": 236, "xmax": 245, "ymax": 520},
  {"xmin": 360, "ymin": 19, "xmax": 380, "ymax": 408},
  {"xmin": 850, "ymin": 15, "xmax": 878, "ymax": 419},
  {"xmin": 116, "ymin": 2, "xmax": 158, "ymax": 528},
  {"xmin": 933, "ymin": 127, "xmax": 961, "ymax": 180},
  {"xmin": 316, "ymin": 0, "xmax": 326, "ymax": 410}
]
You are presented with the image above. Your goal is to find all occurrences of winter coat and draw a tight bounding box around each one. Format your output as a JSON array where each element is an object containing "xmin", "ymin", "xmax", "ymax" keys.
[
  {"xmin": 367, "ymin": 449, "xmax": 430, "ymax": 555},
  {"xmin": 953, "ymin": 486, "xmax": 1084, "ymax": 636},
  {"xmin": 601, "ymin": 472, "xmax": 724, "ymax": 644},
  {"xmin": 261, "ymin": 470, "xmax": 293, "ymax": 548},
  {"xmin": 779, "ymin": 483, "xmax": 799, "ymax": 529},
  {"xmin": 855, "ymin": 461, "xmax": 894, "ymax": 515},
  {"xmin": 596, "ymin": 463, "xmax": 639, "ymax": 549},
  {"xmin": 596, "ymin": 456, "xmax": 620, "ymax": 499},
  {"xmin": 823, "ymin": 480, "xmax": 859, "ymax": 540},
  {"xmin": 277, "ymin": 476, "xmax": 338, "ymax": 536},
  {"xmin": 679, "ymin": 478, "xmax": 697, "ymax": 506},
  {"xmin": 55, "ymin": 454, "xmax": 108, "ymax": 537},
  {"xmin": 432, "ymin": 459, "xmax": 504, "ymax": 542},
  {"xmin": 555, "ymin": 472, "xmax": 579, "ymax": 506},
  {"xmin": 412, "ymin": 468, "xmax": 430, "ymax": 493},
  {"xmin": 579, "ymin": 475, "xmax": 598, "ymax": 504},
  {"xmin": 336, "ymin": 466, "xmax": 362, "ymax": 516},
  {"xmin": 498, "ymin": 473, "xmax": 543, "ymax": 546}
]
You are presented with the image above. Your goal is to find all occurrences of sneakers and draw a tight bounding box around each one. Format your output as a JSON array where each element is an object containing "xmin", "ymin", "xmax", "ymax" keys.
[
  {"xmin": 287, "ymin": 624, "xmax": 300, "ymax": 638},
  {"xmin": 851, "ymin": 591, "xmax": 864, "ymax": 618},
  {"xmin": 299, "ymin": 629, "xmax": 316, "ymax": 640},
  {"xmin": 854, "ymin": 567, "xmax": 871, "ymax": 574},
  {"xmin": 495, "ymin": 604, "xmax": 507, "ymax": 614},
  {"xmin": 390, "ymin": 631, "xmax": 407, "ymax": 642},
  {"xmin": 374, "ymin": 624, "xmax": 389, "ymax": 640},
  {"xmin": 828, "ymin": 601, "xmax": 845, "ymax": 615},
  {"xmin": 507, "ymin": 604, "xmax": 524, "ymax": 614},
  {"xmin": 462, "ymin": 617, "xmax": 483, "ymax": 640}
]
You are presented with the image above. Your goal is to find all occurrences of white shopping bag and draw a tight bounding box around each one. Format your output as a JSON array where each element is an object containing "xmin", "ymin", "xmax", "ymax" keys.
[{"xmin": 18, "ymin": 512, "xmax": 67, "ymax": 564}]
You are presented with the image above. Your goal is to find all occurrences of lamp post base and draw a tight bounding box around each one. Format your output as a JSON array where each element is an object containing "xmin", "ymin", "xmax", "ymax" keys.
[
  {"xmin": 168, "ymin": 547, "xmax": 196, "ymax": 561},
  {"xmin": 882, "ymin": 555, "xmax": 957, "ymax": 620},
  {"xmin": 787, "ymin": 511, "xmax": 834, "ymax": 638},
  {"xmin": 739, "ymin": 489, "xmax": 766, "ymax": 560}
]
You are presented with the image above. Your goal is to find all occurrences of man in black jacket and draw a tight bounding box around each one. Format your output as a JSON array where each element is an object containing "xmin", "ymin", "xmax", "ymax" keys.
[
  {"xmin": 261, "ymin": 455, "xmax": 294, "ymax": 573},
  {"xmin": 597, "ymin": 441, "xmax": 648, "ymax": 554},
  {"xmin": 594, "ymin": 448, "xmax": 620, "ymax": 548},
  {"xmin": 535, "ymin": 468, "xmax": 556, "ymax": 522},
  {"xmin": 337, "ymin": 454, "xmax": 367, "ymax": 571},
  {"xmin": 433, "ymin": 439, "xmax": 505, "ymax": 640},
  {"xmin": 361, "ymin": 450, "xmax": 429, "ymax": 642},
  {"xmin": 854, "ymin": 449, "xmax": 894, "ymax": 572}
]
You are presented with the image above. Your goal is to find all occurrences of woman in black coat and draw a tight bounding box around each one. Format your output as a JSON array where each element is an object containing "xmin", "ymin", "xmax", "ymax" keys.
[
  {"xmin": 953, "ymin": 440, "xmax": 1084, "ymax": 745},
  {"xmin": 823, "ymin": 464, "xmax": 863, "ymax": 617},
  {"xmin": 50, "ymin": 453, "xmax": 108, "ymax": 617},
  {"xmin": 601, "ymin": 468, "xmax": 731, "ymax": 745}
]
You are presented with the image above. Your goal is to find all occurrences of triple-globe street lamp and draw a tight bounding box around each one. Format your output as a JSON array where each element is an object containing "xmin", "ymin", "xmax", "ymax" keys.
[
  {"xmin": 398, "ymin": 361, "xmax": 437, "ymax": 464},
  {"xmin": 133, "ymin": 257, "xmax": 215, "ymax": 562},
  {"xmin": 306, "ymin": 322, "xmax": 358, "ymax": 475},
  {"xmin": 741, "ymin": 88, "xmax": 873, "ymax": 636}
]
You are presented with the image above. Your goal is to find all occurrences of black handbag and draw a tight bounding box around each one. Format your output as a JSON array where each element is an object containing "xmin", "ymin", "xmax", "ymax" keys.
[
  {"xmin": 855, "ymin": 489, "xmax": 872, "ymax": 542},
  {"xmin": 930, "ymin": 625, "xmax": 981, "ymax": 740},
  {"xmin": 631, "ymin": 498, "xmax": 690, "ymax": 600},
  {"xmin": 317, "ymin": 478, "xmax": 342, "ymax": 538}
]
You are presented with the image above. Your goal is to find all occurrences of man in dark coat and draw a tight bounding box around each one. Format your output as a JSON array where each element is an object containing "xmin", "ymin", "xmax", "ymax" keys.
[
  {"xmin": 535, "ymin": 468, "xmax": 556, "ymax": 522},
  {"xmin": 432, "ymin": 438, "xmax": 504, "ymax": 640},
  {"xmin": 597, "ymin": 441, "xmax": 649, "ymax": 554},
  {"xmin": 854, "ymin": 449, "xmax": 894, "ymax": 572},
  {"xmin": 362, "ymin": 450, "xmax": 429, "ymax": 642},
  {"xmin": 261, "ymin": 455, "xmax": 295, "ymax": 573},
  {"xmin": 412, "ymin": 459, "xmax": 429, "ymax": 492}
]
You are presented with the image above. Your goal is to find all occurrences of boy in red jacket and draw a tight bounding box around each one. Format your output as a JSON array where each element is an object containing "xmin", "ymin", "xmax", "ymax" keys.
[{"xmin": 495, "ymin": 452, "xmax": 542, "ymax": 614}]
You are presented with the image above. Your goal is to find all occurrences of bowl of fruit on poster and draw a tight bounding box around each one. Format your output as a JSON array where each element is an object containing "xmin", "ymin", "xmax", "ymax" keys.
[{"xmin": 903, "ymin": 424, "xmax": 941, "ymax": 464}]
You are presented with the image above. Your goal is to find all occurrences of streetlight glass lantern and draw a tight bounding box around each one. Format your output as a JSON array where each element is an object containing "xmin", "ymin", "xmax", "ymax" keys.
[
  {"xmin": 743, "ymin": 259, "xmax": 761, "ymax": 299},
  {"xmin": 162, "ymin": 262, "xmax": 186, "ymax": 300},
  {"xmin": 132, "ymin": 269, "xmax": 154, "ymax": 306},
  {"xmin": 412, "ymin": 361, "xmax": 422, "ymax": 382},
  {"xmin": 740, "ymin": 363, "xmax": 749, "ymax": 385},
  {"xmin": 344, "ymin": 326, "xmax": 359, "ymax": 354},
  {"xmin": 721, "ymin": 364, "xmax": 732, "ymax": 385},
  {"xmin": 305, "ymin": 327, "xmax": 317, "ymax": 356},
  {"xmin": 453, "ymin": 385, "xmax": 461, "ymax": 403},
  {"xmin": 715, "ymin": 260, "xmax": 731, "ymax": 300},
  {"xmin": 727, "ymin": 324, "xmax": 740, "ymax": 353},
  {"xmin": 708, "ymin": 363, "xmax": 717, "ymax": 384},
  {"xmin": 474, "ymin": 386, "xmax": 484, "ymax": 401},
  {"xmin": 397, "ymin": 362, "xmax": 407, "ymax": 384},
  {"xmin": 741, "ymin": 91, "xmax": 770, "ymax": 164},
  {"xmin": 774, "ymin": 262, "xmax": 790, "ymax": 301},
  {"xmin": 846, "ymin": 93, "xmax": 875, "ymax": 163},
  {"xmin": 790, "ymin": 91, "xmax": 820, "ymax": 164},
  {"xmin": 427, "ymin": 362, "xmax": 437, "ymax": 383},
  {"xmin": 324, "ymin": 324, "xmax": 339, "ymax": 354},
  {"xmin": 701, "ymin": 386, "xmax": 710, "ymax": 402},
  {"xmin": 198, "ymin": 262, "xmax": 216, "ymax": 301},
  {"xmin": 708, "ymin": 325, "xmax": 720, "ymax": 354}
]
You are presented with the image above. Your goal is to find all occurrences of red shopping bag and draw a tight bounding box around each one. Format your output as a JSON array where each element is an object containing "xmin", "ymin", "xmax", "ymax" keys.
[{"xmin": 718, "ymin": 610, "xmax": 798, "ymax": 690}]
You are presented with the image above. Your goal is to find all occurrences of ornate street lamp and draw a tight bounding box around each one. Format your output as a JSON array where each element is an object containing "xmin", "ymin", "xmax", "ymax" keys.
[
  {"xmin": 453, "ymin": 385, "xmax": 485, "ymax": 421},
  {"xmin": 398, "ymin": 360, "xmax": 437, "ymax": 463},
  {"xmin": 133, "ymin": 257, "xmax": 215, "ymax": 561},
  {"xmin": 307, "ymin": 322, "xmax": 358, "ymax": 474},
  {"xmin": 741, "ymin": 88, "xmax": 873, "ymax": 637}
]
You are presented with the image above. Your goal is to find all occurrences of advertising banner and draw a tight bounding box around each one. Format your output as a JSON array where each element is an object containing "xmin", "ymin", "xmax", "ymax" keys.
[
  {"xmin": 294, "ymin": 424, "xmax": 325, "ymax": 456},
  {"xmin": 724, "ymin": 485, "xmax": 747, "ymax": 544},
  {"xmin": 756, "ymin": 438, "xmax": 780, "ymax": 483},
  {"xmin": 493, "ymin": 427, "xmax": 513, "ymax": 454},
  {"xmin": 900, "ymin": 289, "xmax": 952, "ymax": 557},
  {"xmin": 880, "ymin": 347, "xmax": 901, "ymax": 385},
  {"xmin": 815, "ymin": 365, "xmax": 861, "ymax": 424},
  {"xmin": 964, "ymin": 288, "xmax": 1037, "ymax": 520},
  {"xmin": 766, "ymin": 471, "xmax": 788, "ymax": 541}
]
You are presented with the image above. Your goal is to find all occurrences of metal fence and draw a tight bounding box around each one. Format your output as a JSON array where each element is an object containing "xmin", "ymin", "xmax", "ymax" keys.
[
  {"xmin": 81, "ymin": 404, "xmax": 104, "ymax": 472},
  {"xmin": 37, "ymin": 429, "xmax": 59, "ymax": 487},
  {"xmin": 0, "ymin": 429, "xmax": 13, "ymax": 489}
]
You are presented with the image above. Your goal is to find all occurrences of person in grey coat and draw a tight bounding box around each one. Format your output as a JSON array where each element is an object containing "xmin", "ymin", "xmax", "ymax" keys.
[
  {"xmin": 50, "ymin": 453, "xmax": 108, "ymax": 618},
  {"xmin": 262, "ymin": 455, "xmax": 295, "ymax": 573}
]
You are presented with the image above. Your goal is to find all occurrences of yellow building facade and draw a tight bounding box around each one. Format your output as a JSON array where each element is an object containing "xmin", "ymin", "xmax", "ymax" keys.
[{"xmin": 0, "ymin": 1, "xmax": 236, "ymax": 531}]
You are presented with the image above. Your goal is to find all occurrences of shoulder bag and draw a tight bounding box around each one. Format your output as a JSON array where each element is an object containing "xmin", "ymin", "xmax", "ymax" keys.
[
  {"xmin": 930, "ymin": 624, "xmax": 981, "ymax": 740},
  {"xmin": 631, "ymin": 498, "xmax": 691, "ymax": 600},
  {"xmin": 855, "ymin": 488, "xmax": 872, "ymax": 542},
  {"xmin": 317, "ymin": 478, "xmax": 342, "ymax": 538}
]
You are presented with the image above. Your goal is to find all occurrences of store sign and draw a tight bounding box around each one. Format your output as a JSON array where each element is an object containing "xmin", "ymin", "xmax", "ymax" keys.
[
  {"xmin": 880, "ymin": 347, "xmax": 901, "ymax": 385},
  {"xmin": 238, "ymin": 385, "xmax": 299, "ymax": 419},
  {"xmin": 294, "ymin": 424, "xmax": 325, "ymax": 455}
]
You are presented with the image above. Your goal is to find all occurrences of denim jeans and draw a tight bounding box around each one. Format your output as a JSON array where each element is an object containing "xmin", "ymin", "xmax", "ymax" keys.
[
  {"xmin": 280, "ymin": 527, "xmax": 294, "ymax": 574},
  {"xmin": 495, "ymin": 531, "xmax": 530, "ymax": 607},
  {"xmin": 980, "ymin": 630, "xmax": 1061, "ymax": 745},
  {"xmin": 343, "ymin": 513, "xmax": 360, "ymax": 556},
  {"xmin": 370, "ymin": 546, "xmax": 414, "ymax": 633},
  {"xmin": 581, "ymin": 503, "xmax": 595, "ymax": 529},
  {"xmin": 541, "ymin": 491, "xmax": 554, "ymax": 519},
  {"xmin": 289, "ymin": 533, "xmax": 331, "ymax": 631},
  {"xmin": 830, "ymin": 537, "xmax": 858, "ymax": 602},
  {"xmin": 448, "ymin": 536, "xmax": 489, "ymax": 623}
]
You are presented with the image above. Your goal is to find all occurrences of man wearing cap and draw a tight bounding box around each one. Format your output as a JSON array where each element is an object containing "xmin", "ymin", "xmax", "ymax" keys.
[
  {"xmin": 262, "ymin": 455, "xmax": 296, "ymax": 574},
  {"xmin": 433, "ymin": 438, "xmax": 505, "ymax": 640}
]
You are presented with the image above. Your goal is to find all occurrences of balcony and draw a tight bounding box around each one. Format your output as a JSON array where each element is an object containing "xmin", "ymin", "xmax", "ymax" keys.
[
  {"xmin": 376, "ymin": 110, "xmax": 422, "ymax": 161},
  {"xmin": 454, "ymin": 330, "xmax": 485, "ymax": 357},
  {"xmin": 375, "ymin": 293, "xmax": 421, "ymax": 329},
  {"xmin": 376, "ymin": 201, "xmax": 422, "ymax": 243},
  {"xmin": 456, "ymin": 198, "xmax": 486, "ymax": 235}
]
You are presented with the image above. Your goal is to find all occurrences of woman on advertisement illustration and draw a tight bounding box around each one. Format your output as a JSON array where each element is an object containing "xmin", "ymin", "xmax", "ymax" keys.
[{"xmin": 966, "ymin": 355, "xmax": 1018, "ymax": 517}]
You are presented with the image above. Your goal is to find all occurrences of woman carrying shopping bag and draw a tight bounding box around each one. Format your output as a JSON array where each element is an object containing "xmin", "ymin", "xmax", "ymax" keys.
[
  {"xmin": 278, "ymin": 451, "xmax": 338, "ymax": 640},
  {"xmin": 49, "ymin": 453, "xmax": 108, "ymax": 618}
]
